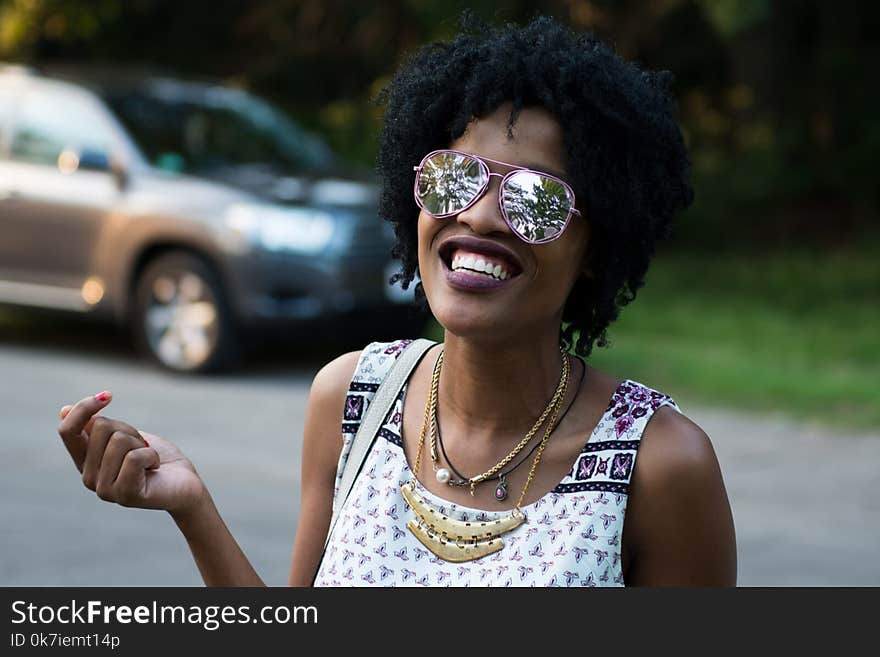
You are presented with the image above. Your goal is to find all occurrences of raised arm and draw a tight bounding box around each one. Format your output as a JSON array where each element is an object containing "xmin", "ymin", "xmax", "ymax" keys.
[{"xmin": 287, "ymin": 350, "xmax": 363, "ymax": 587}]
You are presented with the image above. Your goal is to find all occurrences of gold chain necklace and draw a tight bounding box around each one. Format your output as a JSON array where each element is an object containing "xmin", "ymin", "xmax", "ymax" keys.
[
  {"xmin": 429, "ymin": 346, "xmax": 569, "ymax": 495},
  {"xmin": 435, "ymin": 356, "xmax": 585, "ymax": 502},
  {"xmin": 401, "ymin": 348, "xmax": 570, "ymax": 562}
]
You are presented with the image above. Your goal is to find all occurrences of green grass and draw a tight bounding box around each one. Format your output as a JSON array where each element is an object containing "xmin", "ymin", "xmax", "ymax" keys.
[{"xmin": 428, "ymin": 248, "xmax": 880, "ymax": 431}]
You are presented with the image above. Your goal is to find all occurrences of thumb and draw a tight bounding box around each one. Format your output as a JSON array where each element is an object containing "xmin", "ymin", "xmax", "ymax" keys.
[{"xmin": 59, "ymin": 405, "xmax": 100, "ymax": 435}]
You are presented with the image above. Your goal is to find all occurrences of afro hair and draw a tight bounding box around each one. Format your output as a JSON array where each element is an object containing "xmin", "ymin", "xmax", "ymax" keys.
[{"xmin": 376, "ymin": 14, "xmax": 694, "ymax": 357}]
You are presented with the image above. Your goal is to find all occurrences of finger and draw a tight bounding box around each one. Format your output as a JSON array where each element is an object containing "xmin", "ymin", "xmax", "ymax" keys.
[
  {"xmin": 60, "ymin": 405, "xmax": 100, "ymax": 436},
  {"xmin": 81, "ymin": 417, "xmax": 115, "ymax": 490},
  {"xmin": 114, "ymin": 447, "xmax": 161, "ymax": 508},
  {"xmin": 58, "ymin": 391, "xmax": 112, "ymax": 471},
  {"xmin": 136, "ymin": 431, "xmax": 153, "ymax": 447},
  {"xmin": 83, "ymin": 416, "xmax": 149, "ymax": 490},
  {"xmin": 137, "ymin": 431, "xmax": 156, "ymax": 466},
  {"xmin": 95, "ymin": 431, "xmax": 148, "ymax": 501}
]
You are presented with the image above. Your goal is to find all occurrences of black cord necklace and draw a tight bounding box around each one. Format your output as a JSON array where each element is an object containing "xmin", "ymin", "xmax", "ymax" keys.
[{"xmin": 436, "ymin": 355, "xmax": 586, "ymax": 502}]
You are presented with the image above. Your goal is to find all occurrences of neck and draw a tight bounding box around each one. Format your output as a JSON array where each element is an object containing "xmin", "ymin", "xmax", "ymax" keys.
[{"xmin": 435, "ymin": 326, "xmax": 572, "ymax": 443}]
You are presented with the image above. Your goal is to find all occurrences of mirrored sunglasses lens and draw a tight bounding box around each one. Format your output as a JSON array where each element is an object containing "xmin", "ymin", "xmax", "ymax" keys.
[
  {"xmin": 417, "ymin": 152, "xmax": 484, "ymax": 215},
  {"xmin": 502, "ymin": 171, "xmax": 573, "ymax": 242}
]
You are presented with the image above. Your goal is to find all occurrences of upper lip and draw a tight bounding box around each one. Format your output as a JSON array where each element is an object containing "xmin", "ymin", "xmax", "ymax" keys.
[{"xmin": 437, "ymin": 235, "xmax": 525, "ymax": 275}]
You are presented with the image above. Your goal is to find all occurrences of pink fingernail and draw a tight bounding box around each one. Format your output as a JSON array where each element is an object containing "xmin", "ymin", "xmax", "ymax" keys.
[
  {"xmin": 142, "ymin": 437, "xmax": 151, "ymax": 447},
  {"xmin": 95, "ymin": 391, "xmax": 111, "ymax": 403}
]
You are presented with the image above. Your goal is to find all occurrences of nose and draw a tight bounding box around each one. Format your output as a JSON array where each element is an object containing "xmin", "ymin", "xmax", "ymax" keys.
[{"xmin": 455, "ymin": 175, "xmax": 511, "ymax": 237}]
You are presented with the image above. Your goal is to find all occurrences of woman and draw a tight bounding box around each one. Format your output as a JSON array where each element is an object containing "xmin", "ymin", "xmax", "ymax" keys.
[{"xmin": 57, "ymin": 16, "xmax": 736, "ymax": 586}]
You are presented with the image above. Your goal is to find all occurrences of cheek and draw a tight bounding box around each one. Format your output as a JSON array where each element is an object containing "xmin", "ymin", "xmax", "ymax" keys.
[
  {"xmin": 417, "ymin": 210, "xmax": 448, "ymax": 251},
  {"xmin": 535, "ymin": 236, "xmax": 588, "ymax": 293},
  {"xmin": 416, "ymin": 213, "xmax": 430, "ymax": 266},
  {"xmin": 559, "ymin": 222, "xmax": 590, "ymax": 278},
  {"xmin": 416, "ymin": 211, "xmax": 442, "ymax": 279},
  {"xmin": 416, "ymin": 211, "xmax": 428, "ymax": 246}
]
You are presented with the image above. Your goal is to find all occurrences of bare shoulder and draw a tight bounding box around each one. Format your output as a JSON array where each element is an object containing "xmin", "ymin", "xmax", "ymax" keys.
[
  {"xmin": 287, "ymin": 348, "xmax": 363, "ymax": 586},
  {"xmin": 301, "ymin": 349, "xmax": 365, "ymax": 471},
  {"xmin": 301, "ymin": 348, "xmax": 363, "ymax": 481},
  {"xmin": 301, "ymin": 349, "xmax": 364, "ymax": 459},
  {"xmin": 637, "ymin": 406, "xmax": 722, "ymax": 485},
  {"xmin": 623, "ymin": 404, "xmax": 737, "ymax": 586},
  {"xmin": 310, "ymin": 349, "xmax": 364, "ymax": 405}
]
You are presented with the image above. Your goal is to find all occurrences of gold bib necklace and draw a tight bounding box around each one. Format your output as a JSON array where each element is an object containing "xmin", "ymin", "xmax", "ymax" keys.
[{"xmin": 401, "ymin": 347, "xmax": 570, "ymax": 563}]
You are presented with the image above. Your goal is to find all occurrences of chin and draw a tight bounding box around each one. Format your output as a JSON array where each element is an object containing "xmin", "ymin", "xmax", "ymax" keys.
[{"xmin": 430, "ymin": 301, "xmax": 512, "ymax": 342}]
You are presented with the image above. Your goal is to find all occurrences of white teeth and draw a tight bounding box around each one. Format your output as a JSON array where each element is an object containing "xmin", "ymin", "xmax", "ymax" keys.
[{"xmin": 449, "ymin": 252, "xmax": 512, "ymax": 280}]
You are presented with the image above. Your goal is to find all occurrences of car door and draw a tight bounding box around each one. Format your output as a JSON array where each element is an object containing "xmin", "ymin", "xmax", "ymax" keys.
[{"xmin": 0, "ymin": 79, "xmax": 124, "ymax": 306}]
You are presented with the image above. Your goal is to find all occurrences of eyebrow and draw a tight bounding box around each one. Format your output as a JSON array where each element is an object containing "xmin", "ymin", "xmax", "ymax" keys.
[
  {"xmin": 489, "ymin": 155, "xmax": 569, "ymax": 181},
  {"xmin": 444, "ymin": 149, "xmax": 571, "ymax": 182},
  {"xmin": 520, "ymin": 162, "xmax": 570, "ymax": 181},
  {"xmin": 481, "ymin": 155, "xmax": 569, "ymax": 181}
]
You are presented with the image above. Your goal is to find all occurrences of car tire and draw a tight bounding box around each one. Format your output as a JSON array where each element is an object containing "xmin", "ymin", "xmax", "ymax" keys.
[{"xmin": 131, "ymin": 251, "xmax": 239, "ymax": 374}]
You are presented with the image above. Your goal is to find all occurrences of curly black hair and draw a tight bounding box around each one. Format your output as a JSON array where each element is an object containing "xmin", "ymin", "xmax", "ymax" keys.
[{"xmin": 377, "ymin": 14, "xmax": 694, "ymax": 357}]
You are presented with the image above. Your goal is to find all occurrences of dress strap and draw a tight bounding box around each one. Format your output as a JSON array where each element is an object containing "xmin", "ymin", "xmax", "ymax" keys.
[
  {"xmin": 334, "ymin": 339, "xmax": 435, "ymax": 517},
  {"xmin": 336, "ymin": 340, "xmax": 420, "ymax": 498},
  {"xmin": 316, "ymin": 339, "xmax": 435, "ymax": 583},
  {"xmin": 554, "ymin": 379, "xmax": 680, "ymax": 496}
]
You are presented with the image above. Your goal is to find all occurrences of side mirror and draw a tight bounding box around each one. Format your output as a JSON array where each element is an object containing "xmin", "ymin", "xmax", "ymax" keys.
[
  {"xmin": 76, "ymin": 147, "xmax": 111, "ymax": 172},
  {"xmin": 109, "ymin": 152, "xmax": 129, "ymax": 190},
  {"xmin": 73, "ymin": 147, "xmax": 129, "ymax": 189}
]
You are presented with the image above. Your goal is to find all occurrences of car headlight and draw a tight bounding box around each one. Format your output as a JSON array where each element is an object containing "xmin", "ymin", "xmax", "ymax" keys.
[{"xmin": 223, "ymin": 203, "xmax": 336, "ymax": 254}]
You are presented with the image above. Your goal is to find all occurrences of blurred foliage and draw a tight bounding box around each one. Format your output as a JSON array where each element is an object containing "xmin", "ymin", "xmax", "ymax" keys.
[
  {"xmin": 696, "ymin": 0, "xmax": 771, "ymax": 36},
  {"xmin": 586, "ymin": 246, "xmax": 880, "ymax": 430},
  {"xmin": 1, "ymin": 0, "xmax": 878, "ymax": 248}
]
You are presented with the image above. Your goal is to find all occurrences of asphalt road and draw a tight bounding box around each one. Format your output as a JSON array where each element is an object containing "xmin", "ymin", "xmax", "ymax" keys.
[{"xmin": 2, "ymin": 322, "xmax": 878, "ymax": 586}]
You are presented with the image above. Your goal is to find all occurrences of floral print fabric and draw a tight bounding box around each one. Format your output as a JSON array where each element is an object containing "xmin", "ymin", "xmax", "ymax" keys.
[{"xmin": 314, "ymin": 340, "xmax": 681, "ymax": 587}]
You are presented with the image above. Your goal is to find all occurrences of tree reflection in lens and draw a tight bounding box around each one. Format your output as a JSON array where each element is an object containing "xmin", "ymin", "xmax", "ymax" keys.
[
  {"xmin": 502, "ymin": 171, "xmax": 570, "ymax": 242},
  {"xmin": 418, "ymin": 152, "xmax": 485, "ymax": 215}
]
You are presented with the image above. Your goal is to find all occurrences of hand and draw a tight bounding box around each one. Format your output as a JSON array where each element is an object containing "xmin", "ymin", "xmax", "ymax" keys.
[{"xmin": 58, "ymin": 391, "xmax": 208, "ymax": 517}]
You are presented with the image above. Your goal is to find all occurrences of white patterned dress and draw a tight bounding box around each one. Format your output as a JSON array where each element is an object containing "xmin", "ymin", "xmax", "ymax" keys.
[{"xmin": 313, "ymin": 339, "xmax": 682, "ymax": 587}]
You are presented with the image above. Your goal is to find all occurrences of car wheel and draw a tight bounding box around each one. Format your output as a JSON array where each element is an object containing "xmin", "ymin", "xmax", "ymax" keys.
[{"xmin": 132, "ymin": 251, "xmax": 239, "ymax": 373}]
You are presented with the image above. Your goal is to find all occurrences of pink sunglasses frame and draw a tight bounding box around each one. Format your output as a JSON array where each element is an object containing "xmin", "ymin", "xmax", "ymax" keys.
[{"xmin": 413, "ymin": 148, "xmax": 582, "ymax": 244}]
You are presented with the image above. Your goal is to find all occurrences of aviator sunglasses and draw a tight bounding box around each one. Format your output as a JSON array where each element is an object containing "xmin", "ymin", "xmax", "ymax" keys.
[{"xmin": 413, "ymin": 149, "xmax": 582, "ymax": 244}]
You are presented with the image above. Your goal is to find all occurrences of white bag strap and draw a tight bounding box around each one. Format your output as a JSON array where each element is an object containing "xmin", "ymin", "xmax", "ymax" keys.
[{"xmin": 324, "ymin": 338, "xmax": 437, "ymax": 552}]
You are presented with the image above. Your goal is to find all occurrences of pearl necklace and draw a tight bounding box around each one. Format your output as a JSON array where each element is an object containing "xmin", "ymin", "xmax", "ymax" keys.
[
  {"xmin": 428, "ymin": 347, "xmax": 571, "ymax": 495},
  {"xmin": 435, "ymin": 356, "xmax": 585, "ymax": 501}
]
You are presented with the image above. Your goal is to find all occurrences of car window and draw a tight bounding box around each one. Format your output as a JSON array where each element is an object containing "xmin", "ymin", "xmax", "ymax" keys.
[
  {"xmin": 8, "ymin": 84, "xmax": 117, "ymax": 167},
  {"xmin": 103, "ymin": 84, "xmax": 335, "ymax": 176}
]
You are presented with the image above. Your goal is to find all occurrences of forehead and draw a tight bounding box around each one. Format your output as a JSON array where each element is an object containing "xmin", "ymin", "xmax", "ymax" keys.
[{"xmin": 449, "ymin": 103, "xmax": 567, "ymax": 175}]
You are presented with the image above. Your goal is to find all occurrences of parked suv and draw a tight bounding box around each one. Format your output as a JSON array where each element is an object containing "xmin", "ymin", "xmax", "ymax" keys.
[{"xmin": 0, "ymin": 65, "xmax": 419, "ymax": 372}]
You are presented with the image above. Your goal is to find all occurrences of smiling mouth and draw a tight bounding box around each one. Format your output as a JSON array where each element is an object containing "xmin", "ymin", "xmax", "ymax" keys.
[{"xmin": 438, "ymin": 244, "xmax": 523, "ymax": 282}]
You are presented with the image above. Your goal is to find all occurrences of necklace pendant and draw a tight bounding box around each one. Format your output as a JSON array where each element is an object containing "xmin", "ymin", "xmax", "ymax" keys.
[
  {"xmin": 495, "ymin": 474, "xmax": 509, "ymax": 502},
  {"xmin": 401, "ymin": 481, "xmax": 525, "ymax": 563},
  {"xmin": 435, "ymin": 467, "xmax": 451, "ymax": 484}
]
